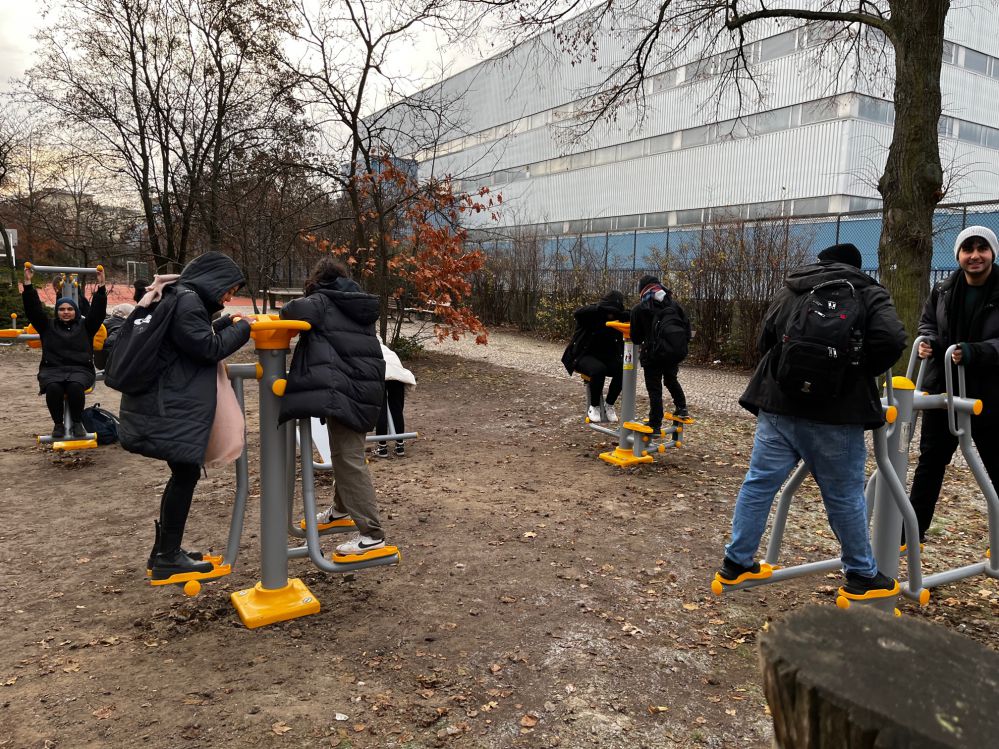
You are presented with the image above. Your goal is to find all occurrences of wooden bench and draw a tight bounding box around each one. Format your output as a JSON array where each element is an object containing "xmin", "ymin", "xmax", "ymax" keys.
[
  {"xmin": 265, "ymin": 288, "xmax": 301, "ymax": 309},
  {"xmin": 407, "ymin": 300, "xmax": 452, "ymax": 321}
]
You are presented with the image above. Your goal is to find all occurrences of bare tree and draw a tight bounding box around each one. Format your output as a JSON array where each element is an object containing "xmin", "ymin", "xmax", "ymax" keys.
[
  {"xmin": 284, "ymin": 0, "xmax": 479, "ymax": 338},
  {"xmin": 494, "ymin": 0, "xmax": 958, "ymax": 340},
  {"xmin": 29, "ymin": 0, "xmax": 296, "ymax": 271}
]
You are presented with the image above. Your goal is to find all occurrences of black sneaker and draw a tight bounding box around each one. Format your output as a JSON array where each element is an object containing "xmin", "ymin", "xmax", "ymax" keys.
[
  {"xmin": 374, "ymin": 442, "xmax": 389, "ymax": 458},
  {"xmin": 716, "ymin": 557, "xmax": 770, "ymax": 584},
  {"xmin": 150, "ymin": 549, "xmax": 213, "ymax": 580},
  {"xmin": 675, "ymin": 408, "xmax": 689, "ymax": 419},
  {"xmin": 70, "ymin": 422, "xmax": 88, "ymax": 439},
  {"xmin": 51, "ymin": 424, "xmax": 66, "ymax": 441},
  {"xmin": 394, "ymin": 442, "xmax": 405, "ymax": 457},
  {"xmin": 841, "ymin": 571, "xmax": 900, "ymax": 598}
]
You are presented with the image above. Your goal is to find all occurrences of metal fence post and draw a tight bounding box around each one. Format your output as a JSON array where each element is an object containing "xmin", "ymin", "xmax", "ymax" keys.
[
  {"xmin": 962, "ymin": 205, "xmax": 967, "ymax": 229},
  {"xmin": 835, "ymin": 214, "xmax": 841, "ymax": 244},
  {"xmin": 632, "ymin": 230, "xmax": 637, "ymax": 272}
]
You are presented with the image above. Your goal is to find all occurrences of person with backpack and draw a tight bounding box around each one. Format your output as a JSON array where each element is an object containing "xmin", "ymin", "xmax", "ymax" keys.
[
  {"xmin": 21, "ymin": 264, "xmax": 107, "ymax": 440},
  {"xmin": 907, "ymin": 226, "xmax": 999, "ymax": 547},
  {"xmin": 630, "ymin": 275, "xmax": 691, "ymax": 431},
  {"xmin": 116, "ymin": 252, "xmax": 252, "ymax": 581},
  {"xmin": 715, "ymin": 243, "xmax": 907, "ymax": 600},
  {"xmin": 279, "ymin": 257, "xmax": 389, "ymax": 556},
  {"xmin": 561, "ymin": 290, "xmax": 630, "ymax": 422}
]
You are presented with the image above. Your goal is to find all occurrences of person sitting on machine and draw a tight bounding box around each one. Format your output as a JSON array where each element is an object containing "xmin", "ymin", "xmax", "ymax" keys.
[
  {"xmin": 373, "ymin": 335, "xmax": 416, "ymax": 458},
  {"xmin": 22, "ymin": 264, "xmax": 107, "ymax": 440},
  {"xmin": 561, "ymin": 290, "xmax": 630, "ymax": 422}
]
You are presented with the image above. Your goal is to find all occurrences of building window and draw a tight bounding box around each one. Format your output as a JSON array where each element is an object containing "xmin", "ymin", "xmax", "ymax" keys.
[
  {"xmin": 792, "ymin": 197, "xmax": 830, "ymax": 215},
  {"xmin": 800, "ymin": 98, "xmax": 838, "ymax": 125},
  {"xmin": 963, "ymin": 48, "xmax": 990, "ymax": 76},
  {"xmin": 681, "ymin": 124, "xmax": 712, "ymax": 147},
  {"xmin": 675, "ymin": 209, "xmax": 703, "ymax": 225}
]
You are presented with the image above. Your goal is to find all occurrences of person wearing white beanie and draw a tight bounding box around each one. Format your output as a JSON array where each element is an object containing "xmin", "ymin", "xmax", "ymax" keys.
[{"xmin": 908, "ymin": 224, "xmax": 999, "ymax": 545}]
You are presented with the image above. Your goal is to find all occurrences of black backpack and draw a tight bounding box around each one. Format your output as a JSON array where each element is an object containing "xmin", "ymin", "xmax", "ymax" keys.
[
  {"xmin": 775, "ymin": 279, "xmax": 865, "ymax": 399},
  {"xmin": 81, "ymin": 403, "xmax": 119, "ymax": 445},
  {"xmin": 646, "ymin": 301, "xmax": 689, "ymax": 365},
  {"xmin": 104, "ymin": 289, "xmax": 185, "ymax": 395}
]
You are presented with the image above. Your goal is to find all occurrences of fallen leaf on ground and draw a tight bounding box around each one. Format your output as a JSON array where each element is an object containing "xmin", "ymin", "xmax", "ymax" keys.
[{"xmin": 271, "ymin": 721, "xmax": 291, "ymax": 735}]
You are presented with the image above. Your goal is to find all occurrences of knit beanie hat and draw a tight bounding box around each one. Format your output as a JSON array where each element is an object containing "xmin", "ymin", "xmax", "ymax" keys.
[
  {"xmin": 601, "ymin": 290, "xmax": 625, "ymax": 309},
  {"xmin": 55, "ymin": 297, "xmax": 80, "ymax": 318},
  {"xmin": 817, "ymin": 243, "xmax": 863, "ymax": 269},
  {"xmin": 953, "ymin": 226, "xmax": 998, "ymax": 263},
  {"xmin": 637, "ymin": 274, "xmax": 659, "ymax": 291}
]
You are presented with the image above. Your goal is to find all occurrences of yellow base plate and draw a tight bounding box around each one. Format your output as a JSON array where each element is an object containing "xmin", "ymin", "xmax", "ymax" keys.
[
  {"xmin": 298, "ymin": 516, "xmax": 356, "ymax": 532},
  {"xmin": 331, "ymin": 545, "xmax": 401, "ymax": 564},
  {"xmin": 149, "ymin": 562, "xmax": 232, "ymax": 586},
  {"xmin": 231, "ymin": 578, "xmax": 320, "ymax": 629},
  {"xmin": 599, "ymin": 447, "xmax": 655, "ymax": 467},
  {"xmin": 51, "ymin": 438, "xmax": 98, "ymax": 451}
]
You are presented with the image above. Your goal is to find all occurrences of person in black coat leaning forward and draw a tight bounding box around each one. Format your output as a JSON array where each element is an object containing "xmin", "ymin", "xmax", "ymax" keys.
[
  {"xmin": 22, "ymin": 264, "xmax": 107, "ymax": 440},
  {"xmin": 279, "ymin": 257, "xmax": 389, "ymax": 556},
  {"xmin": 118, "ymin": 252, "xmax": 252, "ymax": 580},
  {"xmin": 561, "ymin": 290, "xmax": 630, "ymax": 423}
]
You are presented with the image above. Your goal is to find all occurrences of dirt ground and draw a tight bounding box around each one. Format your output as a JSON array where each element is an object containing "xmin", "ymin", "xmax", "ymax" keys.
[{"xmin": 2, "ymin": 337, "xmax": 998, "ymax": 749}]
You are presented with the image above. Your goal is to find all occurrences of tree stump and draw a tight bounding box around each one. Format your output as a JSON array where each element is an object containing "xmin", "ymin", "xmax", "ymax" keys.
[{"xmin": 759, "ymin": 606, "xmax": 999, "ymax": 748}]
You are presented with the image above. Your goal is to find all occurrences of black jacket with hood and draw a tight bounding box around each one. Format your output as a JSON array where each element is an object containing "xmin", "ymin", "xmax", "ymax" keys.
[
  {"xmin": 739, "ymin": 261, "xmax": 907, "ymax": 428},
  {"xmin": 23, "ymin": 284, "xmax": 107, "ymax": 392},
  {"xmin": 630, "ymin": 284, "xmax": 692, "ymax": 366},
  {"xmin": 918, "ymin": 268, "xmax": 999, "ymax": 421},
  {"xmin": 278, "ymin": 277, "xmax": 385, "ymax": 433},
  {"xmin": 118, "ymin": 252, "xmax": 252, "ymax": 464},
  {"xmin": 561, "ymin": 295, "xmax": 630, "ymax": 374}
]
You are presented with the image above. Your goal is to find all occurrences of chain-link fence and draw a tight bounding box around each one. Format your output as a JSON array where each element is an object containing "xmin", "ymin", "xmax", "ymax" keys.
[{"xmin": 468, "ymin": 199, "xmax": 999, "ymax": 364}]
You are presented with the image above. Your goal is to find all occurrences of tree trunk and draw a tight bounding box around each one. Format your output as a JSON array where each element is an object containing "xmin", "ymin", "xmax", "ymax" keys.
[{"xmin": 878, "ymin": 2, "xmax": 948, "ymax": 356}]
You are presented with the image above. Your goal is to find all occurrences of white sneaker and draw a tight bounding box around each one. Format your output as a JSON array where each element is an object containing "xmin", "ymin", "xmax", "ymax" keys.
[
  {"xmin": 317, "ymin": 506, "xmax": 351, "ymax": 525},
  {"xmin": 587, "ymin": 405, "xmax": 603, "ymax": 422},
  {"xmin": 335, "ymin": 534, "xmax": 387, "ymax": 555},
  {"xmin": 604, "ymin": 404, "xmax": 618, "ymax": 422}
]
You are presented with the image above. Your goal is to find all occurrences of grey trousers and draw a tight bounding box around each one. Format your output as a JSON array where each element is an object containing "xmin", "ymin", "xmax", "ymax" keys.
[{"xmin": 326, "ymin": 418, "xmax": 383, "ymax": 539}]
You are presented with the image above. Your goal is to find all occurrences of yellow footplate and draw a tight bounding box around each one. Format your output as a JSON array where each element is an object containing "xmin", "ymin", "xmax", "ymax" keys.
[
  {"xmin": 835, "ymin": 579, "xmax": 901, "ymax": 609},
  {"xmin": 331, "ymin": 545, "xmax": 401, "ymax": 565},
  {"xmin": 52, "ymin": 438, "xmax": 98, "ymax": 451},
  {"xmin": 149, "ymin": 562, "xmax": 232, "ymax": 586},
  {"xmin": 299, "ymin": 516, "xmax": 356, "ymax": 532},
  {"xmin": 710, "ymin": 563, "xmax": 774, "ymax": 595}
]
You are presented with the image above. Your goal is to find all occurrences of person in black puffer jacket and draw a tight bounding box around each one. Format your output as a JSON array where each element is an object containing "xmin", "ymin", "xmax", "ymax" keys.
[
  {"xmin": 279, "ymin": 257, "xmax": 388, "ymax": 556},
  {"xmin": 22, "ymin": 264, "xmax": 108, "ymax": 440},
  {"xmin": 561, "ymin": 290, "xmax": 630, "ymax": 423},
  {"xmin": 118, "ymin": 251, "xmax": 252, "ymax": 580}
]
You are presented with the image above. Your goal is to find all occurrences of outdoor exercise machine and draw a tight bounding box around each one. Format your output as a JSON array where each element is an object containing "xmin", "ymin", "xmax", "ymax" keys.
[
  {"xmin": 583, "ymin": 320, "xmax": 693, "ymax": 467},
  {"xmin": 151, "ymin": 316, "xmax": 400, "ymax": 629},
  {"xmin": 710, "ymin": 337, "xmax": 999, "ymax": 613},
  {"xmin": 2, "ymin": 263, "xmax": 108, "ymax": 450}
]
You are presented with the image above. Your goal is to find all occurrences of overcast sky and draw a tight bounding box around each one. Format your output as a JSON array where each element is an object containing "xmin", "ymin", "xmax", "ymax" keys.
[{"xmin": 0, "ymin": 6, "xmax": 42, "ymax": 92}]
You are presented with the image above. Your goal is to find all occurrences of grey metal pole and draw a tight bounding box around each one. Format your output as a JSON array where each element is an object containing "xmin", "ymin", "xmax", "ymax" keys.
[{"xmin": 258, "ymin": 348, "xmax": 290, "ymax": 590}]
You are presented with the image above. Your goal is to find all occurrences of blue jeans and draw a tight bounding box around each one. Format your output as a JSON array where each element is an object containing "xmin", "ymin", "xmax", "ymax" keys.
[{"xmin": 725, "ymin": 411, "xmax": 877, "ymax": 577}]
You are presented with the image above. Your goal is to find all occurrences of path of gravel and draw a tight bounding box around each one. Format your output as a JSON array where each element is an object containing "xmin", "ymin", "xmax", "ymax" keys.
[{"xmin": 415, "ymin": 324, "xmax": 753, "ymax": 418}]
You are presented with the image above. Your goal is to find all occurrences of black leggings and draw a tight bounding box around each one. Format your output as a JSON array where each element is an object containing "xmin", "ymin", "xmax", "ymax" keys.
[
  {"xmin": 376, "ymin": 381, "xmax": 406, "ymax": 437},
  {"xmin": 44, "ymin": 382, "xmax": 86, "ymax": 425},
  {"xmin": 158, "ymin": 461, "xmax": 202, "ymax": 553}
]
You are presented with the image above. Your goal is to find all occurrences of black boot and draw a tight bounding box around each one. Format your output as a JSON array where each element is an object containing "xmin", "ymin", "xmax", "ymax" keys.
[
  {"xmin": 70, "ymin": 422, "xmax": 87, "ymax": 439},
  {"xmin": 150, "ymin": 549, "xmax": 213, "ymax": 580},
  {"xmin": 51, "ymin": 423, "xmax": 66, "ymax": 440},
  {"xmin": 146, "ymin": 520, "xmax": 204, "ymax": 572}
]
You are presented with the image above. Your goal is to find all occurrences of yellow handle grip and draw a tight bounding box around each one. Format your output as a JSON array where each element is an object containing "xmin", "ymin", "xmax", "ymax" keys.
[{"xmin": 250, "ymin": 320, "xmax": 311, "ymax": 332}]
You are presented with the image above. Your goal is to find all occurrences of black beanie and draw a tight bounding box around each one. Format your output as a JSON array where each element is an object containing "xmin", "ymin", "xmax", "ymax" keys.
[
  {"xmin": 601, "ymin": 290, "xmax": 625, "ymax": 309},
  {"xmin": 817, "ymin": 243, "xmax": 863, "ymax": 269},
  {"xmin": 637, "ymin": 274, "xmax": 659, "ymax": 291}
]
